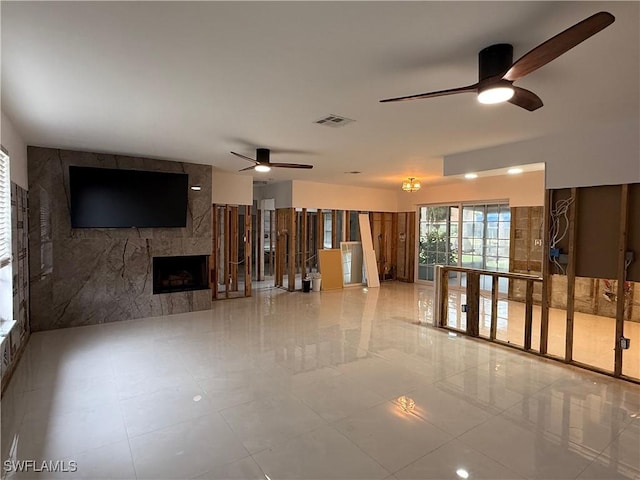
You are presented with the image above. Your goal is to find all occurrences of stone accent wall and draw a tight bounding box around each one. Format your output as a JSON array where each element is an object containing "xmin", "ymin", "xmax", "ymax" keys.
[{"xmin": 28, "ymin": 147, "xmax": 212, "ymax": 331}]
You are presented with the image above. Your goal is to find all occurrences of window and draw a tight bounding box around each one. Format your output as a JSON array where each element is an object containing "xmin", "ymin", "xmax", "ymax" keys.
[{"xmin": 0, "ymin": 150, "xmax": 11, "ymax": 269}]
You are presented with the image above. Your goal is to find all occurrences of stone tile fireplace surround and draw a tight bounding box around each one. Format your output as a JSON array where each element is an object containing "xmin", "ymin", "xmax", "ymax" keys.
[{"xmin": 28, "ymin": 147, "xmax": 212, "ymax": 331}]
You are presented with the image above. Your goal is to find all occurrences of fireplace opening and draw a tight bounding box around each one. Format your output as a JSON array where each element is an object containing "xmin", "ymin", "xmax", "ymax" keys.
[{"xmin": 153, "ymin": 255, "xmax": 209, "ymax": 294}]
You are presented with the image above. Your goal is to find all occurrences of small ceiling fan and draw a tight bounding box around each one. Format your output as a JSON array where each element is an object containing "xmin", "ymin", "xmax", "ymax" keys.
[
  {"xmin": 380, "ymin": 11, "xmax": 615, "ymax": 111},
  {"xmin": 231, "ymin": 148, "xmax": 313, "ymax": 172}
]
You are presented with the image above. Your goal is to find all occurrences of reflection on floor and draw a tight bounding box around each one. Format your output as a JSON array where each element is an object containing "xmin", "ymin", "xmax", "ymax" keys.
[
  {"xmin": 1, "ymin": 282, "xmax": 639, "ymax": 479},
  {"xmin": 445, "ymin": 289, "xmax": 640, "ymax": 379}
]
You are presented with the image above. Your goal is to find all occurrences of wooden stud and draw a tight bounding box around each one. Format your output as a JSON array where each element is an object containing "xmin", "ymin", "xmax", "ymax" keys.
[
  {"xmin": 230, "ymin": 206, "xmax": 239, "ymax": 292},
  {"xmin": 224, "ymin": 206, "xmax": 230, "ymax": 298},
  {"xmin": 407, "ymin": 211, "xmax": 416, "ymax": 282},
  {"xmin": 302, "ymin": 208, "xmax": 308, "ymax": 277},
  {"xmin": 269, "ymin": 210, "xmax": 275, "ymax": 278},
  {"xmin": 331, "ymin": 210, "xmax": 338, "ymax": 248},
  {"xmin": 244, "ymin": 205, "xmax": 252, "ymax": 297},
  {"xmin": 439, "ymin": 266, "xmax": 449, "ymax": 327},
  {"xmin": 467, "ymin": 271, "xmax": 480, "ymax": 337},
  {"xmin": 256, "ymin": 207, "xmax": 262, "ymax": 281},
  {"xmin": 565, "ymin": 188, "xmax": 578, "ymax": 362},
  {"xmin": 524, "ymin": 279, "xmax": 534, "ymax": 350},
  {"xmin": 211, "ymin": 204, "xmax": 218, "ymax": 300},
  {"xmin": 614, "ymin": 184, "xmax": 629, "ymax": 377},
  {"xmin": 317, "ymin": 210, "xmax": 324, "ymax": 252},
  {"xmin": 288, "ymin": 208, "xmax": 296, "ymax": 291},
  {"xmin": 508, "ymin": 207, "xmax": 517, "ymax": 298},
  {"xmin": 391, "ymin": 212, "xmax": 398, "ymax": 280},
  {"xmin": 380, "ymin": 212, "xmax": 386, "ymax": 280},
  {"xmin": 490, "ymin": 275, "xmax": 499, "ymax": 340},
  {"xmin": 540, "ymin": 190, "xmax": 552, "ymax": 354}
]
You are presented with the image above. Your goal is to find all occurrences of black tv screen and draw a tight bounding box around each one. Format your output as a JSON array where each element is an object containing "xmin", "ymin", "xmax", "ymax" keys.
[{"xmin": 69, "ymin": 166, "xmax": 189, "ymax": 228}]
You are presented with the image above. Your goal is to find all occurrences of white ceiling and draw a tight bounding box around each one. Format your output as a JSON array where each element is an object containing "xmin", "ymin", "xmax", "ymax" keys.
[{"xmin": 2, "ymin": 1, "xmax": 638, "ymax": 189}]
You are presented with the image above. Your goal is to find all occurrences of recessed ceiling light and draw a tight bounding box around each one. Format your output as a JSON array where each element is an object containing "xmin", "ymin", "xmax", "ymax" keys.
[
  {"xmin": 464, "ymin": 173, "xmax": 478, "ymax": 179},
  {"xmin": 507, "ymin": 168, "xmax": 523, "ymax": 174},
  {"xmin": 190, "ymin": 186, "xmax": 202, "ymax": 191}
]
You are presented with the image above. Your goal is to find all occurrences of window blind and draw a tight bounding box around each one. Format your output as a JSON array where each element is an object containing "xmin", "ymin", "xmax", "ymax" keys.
[{"xmin": 0, "ymin": 150, "xmax": 11, "ymax": 268}]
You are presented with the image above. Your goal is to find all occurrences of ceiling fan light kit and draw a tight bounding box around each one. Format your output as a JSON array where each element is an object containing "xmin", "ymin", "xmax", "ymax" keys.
[
  {"xmin": 231, "ymin": 147, "xmax": 313, "ymax": 172},
  {"xmin": 380, "ymin": 12, "xmax": 615, "ymax": 111}
]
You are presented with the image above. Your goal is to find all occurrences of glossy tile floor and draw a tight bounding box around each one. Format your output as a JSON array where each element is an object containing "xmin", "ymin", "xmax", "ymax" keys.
[{"xmin": 2, "ymin": 282, "xmax": 640, "ymax": 479}]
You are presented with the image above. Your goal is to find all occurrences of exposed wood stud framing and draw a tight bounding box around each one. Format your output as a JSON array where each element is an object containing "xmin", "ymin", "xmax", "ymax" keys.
[
  {"xmin": 540, "ymin": 190, "xmax": 552, "ymax": 354},
  {"xmin": 490, "ymin": 275, "xmax": 499, "ymax": 341},
  {"xmin": 211, "ymin": 204, "xmax": 218, "ymax": 299},
  {"xmin": 467, "ymin": 271, "xmax": 480, "ymax": 337},
  {"xmin": 331, "ymin": 210, "xmax": 338, "ymax": 248},
  {"xmin": 524, "ymin": 279, "xmax": 534, "ymax": 350},
  {"xmin": 565, "ymin": 188, "xmax": 578, "ymax": 362},
  {"xmin": 288, "ymin": 208, "xmax": 296, "ymax": 291},
  {"xmin": 244, "ymin": 205, "xmax": 252, "ymax": 297},
  {"xmin": 614, "ymin": 184, "xmax": 629, "ymax": 377},
  {"xmin": 302, "ymin": 208, "xmax": 308, "ymax": 277}
]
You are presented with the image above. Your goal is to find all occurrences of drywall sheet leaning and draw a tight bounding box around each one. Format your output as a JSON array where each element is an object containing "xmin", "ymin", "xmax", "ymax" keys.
[
  {"xmin": 318, "ymin": 249, "xmax": 344, "ymax": 290},
  {"xmin": 359, "ymin": 214, "xmax": 380, "ymax": 288}
]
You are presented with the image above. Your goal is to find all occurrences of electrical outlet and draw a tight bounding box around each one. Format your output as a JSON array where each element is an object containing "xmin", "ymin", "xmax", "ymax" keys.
[{"xmin": 534, "ymin": 239, "xmax": 542, "ymax": 246}]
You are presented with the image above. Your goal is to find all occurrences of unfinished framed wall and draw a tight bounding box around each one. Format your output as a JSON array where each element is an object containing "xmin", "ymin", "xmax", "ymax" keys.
[
  {"xmin": 269, "ymin": 209, "xmax": 416, "ymax": 290},
  {"xmin": 542, "ymin": 183, "xmax": 639, "ymax": 381},
  {"xmin": 211, "ymin": 204, "xmax": 252, "ymax": 300}
]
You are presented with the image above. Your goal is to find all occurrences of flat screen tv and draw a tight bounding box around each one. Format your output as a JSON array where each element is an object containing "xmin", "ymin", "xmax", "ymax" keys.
[{"xmin": 69, "ymin": 166, "xmax": 189, "ymax": 228}]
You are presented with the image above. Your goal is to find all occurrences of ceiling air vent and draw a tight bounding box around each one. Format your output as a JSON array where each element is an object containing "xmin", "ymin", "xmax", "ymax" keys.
[{"xmin": 314, "ymin": 114, "xmax": 355, "ymax": 128}]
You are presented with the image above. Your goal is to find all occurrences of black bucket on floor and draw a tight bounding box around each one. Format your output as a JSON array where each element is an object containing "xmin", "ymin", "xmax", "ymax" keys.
[{"xmin": 302, "ymin": 279, "xmax": 311, "ymax": 292}]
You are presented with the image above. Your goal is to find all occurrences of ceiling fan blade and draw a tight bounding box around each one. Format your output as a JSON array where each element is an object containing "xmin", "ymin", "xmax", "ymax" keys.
[
  {"xmin": 380, "ymin": 84, "xmax": 478, "ymax": 103},
  {"xmin": 507, "ymin": 86, "xmax": 544, "ymax": 111},
  {"xmin": 503, "ymin": 11, "xmax": 615, "ymax": 82},
  {"xmin": 269, "ymin": 163, "xmax": 314, "ymax": 169},
  {"xmin": 230, "ymin": 151, "xmax": 257, "ymax": 163},
  {"xmin": 238, "ymin": 165, "xmax": 256, "ymax": 172}
]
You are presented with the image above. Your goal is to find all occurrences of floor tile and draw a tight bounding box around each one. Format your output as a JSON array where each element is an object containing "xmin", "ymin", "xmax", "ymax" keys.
[
  {"xmin": 120, "ymin": 381, "xmax": 212, "ymax": 437},
  {"xmin": 333, "ymin": 401, "xmax": 453, "ymax": 473},
  {"xmin": 459, "ymin": 415, "xmax": 596, "ymax": 479},
  {"xmin": 395, "ymin": 438, "xmax": 524, "ymax": 479},
  {"xmin": 406, "ymin": 382, "xmax": 498, "ymax": 436},
  {"xmin": 220, "ymin": 392, "xmax": 325, "ymax": 453},
  {"xmin": 292, "ymin": 372, "xmax": 387, "ymax": 422},
  {"xmin": 253, "ymin": 425, "xmax": 389, "ymax": 479},
  {"xmin": 129, "ymin": 413, "xmax": 249, "ymax": 479},
  {"xmin": 194, "ymin": 456, "xmax": 265, "ymax": 480}
]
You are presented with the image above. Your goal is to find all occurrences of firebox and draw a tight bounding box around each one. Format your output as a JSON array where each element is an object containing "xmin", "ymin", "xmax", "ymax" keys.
[{"xmin": 153, "ymin": 255, "xmax": 209, "ymax": 294}]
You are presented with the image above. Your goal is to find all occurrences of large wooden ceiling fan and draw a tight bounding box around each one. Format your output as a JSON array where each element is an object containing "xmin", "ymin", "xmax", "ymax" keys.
[
  {"xmin": 380, "ymin": 12, "xmax": 615, "ymax": 111},
  {"xmin": 231, "ymin": 148, "xmax": 313, "ymax": 172}
]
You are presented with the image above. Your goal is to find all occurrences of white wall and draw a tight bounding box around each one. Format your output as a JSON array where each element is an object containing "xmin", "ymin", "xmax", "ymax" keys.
[
  {"xmin": 397, "ymin": 170, "xmax": 544, "ymax": 211},
  {"xmin": 292, "ymin": 180, "xmax": 398, "ymax": 212},
  {"xmin": 211, "ymin": 168, "xmax": 253, "ymax": 205},
  {"xmin": 254, "ymin": 181, "xmax": 293, "ymax": 209},
  {"xmin": 1, "ymin": 111, "xmax": 28, "ymax": 189},
  {"xmin": 444, "ymin": 119, "xmax": 640, "ymax": 190}
]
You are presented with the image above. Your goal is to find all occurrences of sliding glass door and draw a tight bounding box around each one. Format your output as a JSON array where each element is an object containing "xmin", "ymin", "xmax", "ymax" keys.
[{"xmin": 418, "ymin": 202, "xmax": 510, "ymax": 289}]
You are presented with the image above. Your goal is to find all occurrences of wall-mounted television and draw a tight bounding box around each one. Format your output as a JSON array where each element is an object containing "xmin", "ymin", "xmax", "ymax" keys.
[{"xmin": 69, "ymin": 166, "xmax": 189, "ymax": 228}]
